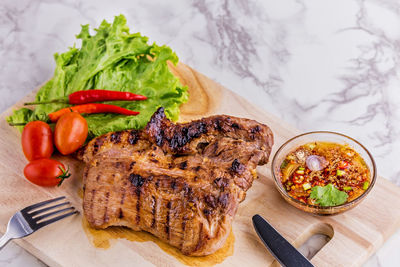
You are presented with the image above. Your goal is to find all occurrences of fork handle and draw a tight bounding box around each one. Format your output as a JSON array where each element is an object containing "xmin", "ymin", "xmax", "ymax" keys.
[{"xmin": 0, "ymin": 234, "xmax": 11, "ymax": 249}]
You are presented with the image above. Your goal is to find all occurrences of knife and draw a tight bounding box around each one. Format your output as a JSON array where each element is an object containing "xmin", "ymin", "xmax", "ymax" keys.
[{"xmin": 252, "ymin": 214, "xmax": 314, "ymax": 267}]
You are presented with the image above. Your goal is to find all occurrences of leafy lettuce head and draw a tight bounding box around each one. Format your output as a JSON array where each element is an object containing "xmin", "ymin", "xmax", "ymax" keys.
[{"xmin": 7, "ymin": 14, "xmax": 188, "ymax": 138}]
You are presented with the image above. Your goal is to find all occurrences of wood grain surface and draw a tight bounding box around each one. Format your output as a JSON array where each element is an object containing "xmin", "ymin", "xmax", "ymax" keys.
[{"xmin": 0, "ymin": 62, "xmax": 400, "ymax": 267}]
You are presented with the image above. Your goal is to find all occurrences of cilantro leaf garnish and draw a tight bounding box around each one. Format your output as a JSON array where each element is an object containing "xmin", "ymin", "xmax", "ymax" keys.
[{"xmin": 310, "ymin": 184, "xmax": 348, "ymax": 207}]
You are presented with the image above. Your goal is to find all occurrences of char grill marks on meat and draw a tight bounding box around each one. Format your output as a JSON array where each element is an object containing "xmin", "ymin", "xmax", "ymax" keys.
[{"xmin": 78, "ymin": 107, "xmax": 273, "ymax": 256}]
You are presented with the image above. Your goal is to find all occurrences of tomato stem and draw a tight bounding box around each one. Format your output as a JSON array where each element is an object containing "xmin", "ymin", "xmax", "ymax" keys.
[
  {"xmin": 24, "ymin": 99, "xmax": 67, "ymax": 105},
  {"xmin": 8, "ymin": 122, "xmax": 28, "ymax": 126},
  {"xmin": 9, "ymin": 121, "xmax": 54, "ymax": 126},
  {"xmin": 57, "ymin": 166, "xmax": 71, "ymax": 186}
]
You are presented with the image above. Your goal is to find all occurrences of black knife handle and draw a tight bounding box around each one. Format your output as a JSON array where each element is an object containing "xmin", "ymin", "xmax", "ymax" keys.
[{"xmin": 252, "ymin": 214, "xmax": 314, "ymax": 267}]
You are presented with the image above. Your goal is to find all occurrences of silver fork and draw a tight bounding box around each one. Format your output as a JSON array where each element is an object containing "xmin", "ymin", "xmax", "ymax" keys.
[{"xmin": 0, "ymin": 196, "xmax": 78, "ymax": 249}]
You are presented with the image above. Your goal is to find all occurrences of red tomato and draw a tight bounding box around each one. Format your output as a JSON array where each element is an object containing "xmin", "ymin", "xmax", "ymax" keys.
[
  {"xmin": 54, "ymin": 112, "xmax": 88, "ymax": 155},
  {"xmin": 23, "ymin": 159, "xmax": 70, "ymax": 187},
  {"xmin": 21, "ymin": 121, "xmax": 54, "ymax": 161}
]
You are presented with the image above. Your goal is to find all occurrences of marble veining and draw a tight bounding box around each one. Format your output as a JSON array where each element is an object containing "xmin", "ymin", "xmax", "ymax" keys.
[{"xmin": 0, "ymin": 0, "xmax": 399, "ymax": 266}]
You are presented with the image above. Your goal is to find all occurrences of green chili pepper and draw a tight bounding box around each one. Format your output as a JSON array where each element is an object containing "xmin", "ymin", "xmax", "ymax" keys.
[
  {"xmin": 337, "ymin": 170, "xmax": 345, "ymax": 176},
  {"xmin": 362, "ymin": 181, "xmax": 369, "ymax": 190},
  {"xmin": 303, "ymin": 183, "xmax": 311, "ymax": 190}
]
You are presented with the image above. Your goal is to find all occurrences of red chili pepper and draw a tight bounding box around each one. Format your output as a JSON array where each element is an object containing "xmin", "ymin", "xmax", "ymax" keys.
[
  {"xmin": 48, "ymin": 104, "xmax": 139, "ymax": 122},
  {"xmin": 312, "ymin": 181, "xmax": 320, "ymax": 187},
  {"xmin": 24, "ymin": 89, "xmax": 147, "ymax": 105},
  {"xmin": 292, "ymin": 175, "xmax": 304, "ymax": 184},
  {"xmin": 297, "ymin": 197, "xmax": 307, "ymax": 203},
  {"xmin": 68, "ymin": 90, "xmax": 147, "ymax": 104},
  {"xmin": 338, "ymin": 161, "xmax": 349, "ymax": 169}
]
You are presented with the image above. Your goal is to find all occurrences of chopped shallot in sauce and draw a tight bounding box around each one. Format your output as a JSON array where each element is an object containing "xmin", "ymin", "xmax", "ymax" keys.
[{"xmin": 279, "ymin": 142, "xmax": 371, "ymax": 206}]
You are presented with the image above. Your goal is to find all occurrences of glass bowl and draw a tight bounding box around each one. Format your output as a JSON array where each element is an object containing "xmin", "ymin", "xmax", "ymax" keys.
[{"xmin": 271, "ymin": 131, "xmax": 376, "ymax": 215}]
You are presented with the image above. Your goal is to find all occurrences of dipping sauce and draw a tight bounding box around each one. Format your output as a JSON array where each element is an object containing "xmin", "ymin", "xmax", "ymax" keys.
[{"xmin": 279, "ymin": 142, "xmax": 370, "ymax": 206}]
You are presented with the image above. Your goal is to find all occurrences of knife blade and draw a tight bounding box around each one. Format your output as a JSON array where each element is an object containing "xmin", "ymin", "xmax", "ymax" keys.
[{"xmin": 252, "ymin": 214, "xmax": 314, "ymax": 267}]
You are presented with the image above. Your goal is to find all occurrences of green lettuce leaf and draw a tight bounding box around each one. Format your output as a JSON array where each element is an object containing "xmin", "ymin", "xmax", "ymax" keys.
[
  {"xmin": 7, "ymin": 15, "xmax": 188, "ymax": 138},
  {"xmin": 310, "ymin": 184, "xmax": 348, "ymax": 207}
]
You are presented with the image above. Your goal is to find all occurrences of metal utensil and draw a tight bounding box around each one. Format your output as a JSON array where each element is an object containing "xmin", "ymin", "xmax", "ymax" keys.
[
  {"xmin": 0, "ymin": 196, "xmax": 78, "ymax": 249},
  {"xmin": 252, "ymin": 214, "xmax": 314, "ymax": 267}
]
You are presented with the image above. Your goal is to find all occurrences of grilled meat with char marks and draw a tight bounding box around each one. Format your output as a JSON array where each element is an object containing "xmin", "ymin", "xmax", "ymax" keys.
[{"xmin": 77, "ymin": 107, "xmax": 273, "ymax": 256}]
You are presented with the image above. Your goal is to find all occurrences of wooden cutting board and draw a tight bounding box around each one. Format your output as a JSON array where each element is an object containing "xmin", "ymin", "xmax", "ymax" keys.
[{"xmin": 1, "ymin": 62, "xmax": 400, "ymax": 267}]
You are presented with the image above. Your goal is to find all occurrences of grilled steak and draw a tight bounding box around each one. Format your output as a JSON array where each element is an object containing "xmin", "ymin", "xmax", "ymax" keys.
[{"xmin": 78, "ymin": 107, "xmax": 273, "ymax": 256}]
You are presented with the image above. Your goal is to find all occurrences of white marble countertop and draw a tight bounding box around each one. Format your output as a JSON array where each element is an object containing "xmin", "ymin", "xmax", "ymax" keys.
[{"xmin": 1, "ymin": 0, "xmax": 399, "ymax": 266}]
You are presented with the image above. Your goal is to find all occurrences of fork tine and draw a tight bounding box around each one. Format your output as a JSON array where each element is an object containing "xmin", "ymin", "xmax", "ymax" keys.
[
  {"xmin": 34, "ymin": 207, "xmax": 75, "ymax": 222},
  {"xmin": 36, "ymin": 210, "xmax": 79, "ymax": 229},
  {"xmin": 29, "ymin": 202, "xmax": 70, "ymax": 217},
  {"xmin": 21, "ymin": 196, "xmax": 66, "ymax": 213}
]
